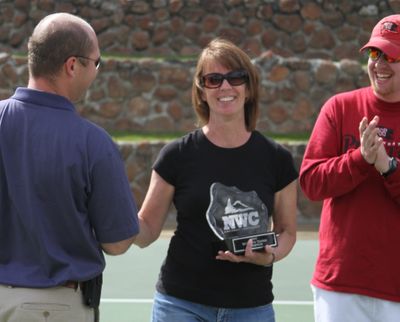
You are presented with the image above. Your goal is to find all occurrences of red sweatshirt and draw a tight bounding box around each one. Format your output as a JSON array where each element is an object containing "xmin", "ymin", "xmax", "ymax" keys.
[{"xmin": 300, "ymin": 86, "xmax": 400, "ymax": 302}]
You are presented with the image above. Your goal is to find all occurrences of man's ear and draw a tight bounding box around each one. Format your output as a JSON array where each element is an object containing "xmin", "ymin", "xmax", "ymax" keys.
[{"xmin": 64, "ymin": 56, "xmax": 76, "ymax": 77}]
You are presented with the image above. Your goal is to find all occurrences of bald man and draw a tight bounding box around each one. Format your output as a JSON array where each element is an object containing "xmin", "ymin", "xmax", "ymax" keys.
[{"xmin": 0, "ymin": 13, "xmax": 139, "ymax": 322}]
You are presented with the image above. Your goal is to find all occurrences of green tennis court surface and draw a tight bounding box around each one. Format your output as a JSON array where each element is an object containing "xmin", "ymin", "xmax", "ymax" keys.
[{"xmin": 100, "ymin": 232, "xmax": 318, "ymax": 322}]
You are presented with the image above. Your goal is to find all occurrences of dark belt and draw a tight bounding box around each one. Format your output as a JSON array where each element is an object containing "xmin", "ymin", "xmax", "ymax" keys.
[{"xmin": 1, "ymin": 281, "xmax": 82, "ymax": 290}]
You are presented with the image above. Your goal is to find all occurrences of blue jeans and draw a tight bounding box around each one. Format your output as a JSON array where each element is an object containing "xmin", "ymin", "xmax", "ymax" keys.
[{"xmin": 152, "ymin": 291, "xmax": 275, "ymax": 322}]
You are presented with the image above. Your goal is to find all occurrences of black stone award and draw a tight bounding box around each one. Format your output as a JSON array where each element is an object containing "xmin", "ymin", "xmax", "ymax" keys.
[{"xmin": 206, "ymin": 182, "xmax": 277, "ymax": 255}]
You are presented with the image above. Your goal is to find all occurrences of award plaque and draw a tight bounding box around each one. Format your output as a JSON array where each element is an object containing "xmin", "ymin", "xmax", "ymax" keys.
[{"xmin": 206, "ymin": 182, "xmax": 277, "ymax": 255}]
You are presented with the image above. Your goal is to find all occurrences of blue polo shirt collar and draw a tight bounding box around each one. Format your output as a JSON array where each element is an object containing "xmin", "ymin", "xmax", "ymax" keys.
[{"xmin": 12, "ymin": 87, "xmax": 76, "ymax": 112}]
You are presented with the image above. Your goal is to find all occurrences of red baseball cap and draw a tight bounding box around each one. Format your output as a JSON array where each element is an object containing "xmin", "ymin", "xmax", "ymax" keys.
[{"xmin": 360, "ymin": 15, "xmax": 400, "ymax": 57}]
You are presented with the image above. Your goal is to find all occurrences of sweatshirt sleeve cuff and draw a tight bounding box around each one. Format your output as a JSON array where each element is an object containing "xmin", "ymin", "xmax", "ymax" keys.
[{"xmin": 351, "ymin": 148, "xmax": 373, "ymax": 174}]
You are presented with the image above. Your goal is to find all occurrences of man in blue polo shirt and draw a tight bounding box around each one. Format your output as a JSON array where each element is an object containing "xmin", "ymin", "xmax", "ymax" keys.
[{"xmin": 0, "ymin": 12, "xmax": 139, "ymax": 322}]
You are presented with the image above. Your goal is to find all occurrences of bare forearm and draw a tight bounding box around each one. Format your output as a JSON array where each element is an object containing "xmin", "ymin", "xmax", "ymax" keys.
[
  {"xmin": 133, "ymin": 217, "xmax": 161, "ymax": 248},
  {"xmin": 273, "ymin": 229, "xmax": 296, "ymax": 262}
]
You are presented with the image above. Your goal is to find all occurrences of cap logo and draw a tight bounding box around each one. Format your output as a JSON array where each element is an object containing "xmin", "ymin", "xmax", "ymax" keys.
[{"xmin": 381, "ymin": 21, "xmax": 399, "ymax": 34}]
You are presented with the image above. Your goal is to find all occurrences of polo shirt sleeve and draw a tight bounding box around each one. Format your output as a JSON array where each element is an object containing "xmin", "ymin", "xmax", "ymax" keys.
[{"xmin": 87, "ymin": 135, "xmax": 139, "ymax": 244}]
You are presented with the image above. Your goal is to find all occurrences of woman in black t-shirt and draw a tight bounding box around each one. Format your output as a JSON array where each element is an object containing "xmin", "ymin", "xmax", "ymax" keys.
[{"xmin": 133, "ymin": 38, "xmax": 298, "ymax": 322}]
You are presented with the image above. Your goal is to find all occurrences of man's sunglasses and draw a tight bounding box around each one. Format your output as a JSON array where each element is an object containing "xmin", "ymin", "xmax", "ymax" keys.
[
  {"xmin": 367, "ymin": 48, "xmax": 400, "ymax": 64},
  {"xmin": 200, "ymin": 70, "xmax": 249, "ymax": 89},
  {"xmin": 70, "ymin": 55, "xmax": 101, "ymax": 69}
]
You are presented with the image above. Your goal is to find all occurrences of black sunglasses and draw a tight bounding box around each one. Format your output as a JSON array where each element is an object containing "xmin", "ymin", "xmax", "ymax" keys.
[
  {"xmin": 200, "ymin": 70, "xmax": 249, "ymax": 89},
  {"xmin": 74, "ymin": 55, "xmax": 101, "ymax": 69}
]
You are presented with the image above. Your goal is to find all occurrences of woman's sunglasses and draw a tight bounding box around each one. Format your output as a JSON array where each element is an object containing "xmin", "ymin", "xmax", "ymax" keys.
[
  {"xmin": 367, "ymin": 47, "xmax": 400, "ymax": 64},
  {"xmin": 200, "ymin": 70, "xmax": 249, "ymax": 89}
]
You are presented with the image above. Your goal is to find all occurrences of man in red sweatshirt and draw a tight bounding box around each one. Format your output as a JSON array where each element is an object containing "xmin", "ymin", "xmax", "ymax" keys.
[{"xmin": 300, "ymin": 14, "xmax": 400, "ymax": 322}]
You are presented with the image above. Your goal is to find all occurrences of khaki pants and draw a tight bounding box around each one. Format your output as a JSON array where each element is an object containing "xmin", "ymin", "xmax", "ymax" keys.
[{"xmin": 0, "ymin": 284, "xmax": 94, "ymax": 322}]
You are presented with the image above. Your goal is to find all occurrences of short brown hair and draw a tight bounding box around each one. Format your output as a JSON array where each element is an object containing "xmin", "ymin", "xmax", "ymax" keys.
[{"xmin": 192, "ymin": 38, "xmax": 260, "ymax": 131}]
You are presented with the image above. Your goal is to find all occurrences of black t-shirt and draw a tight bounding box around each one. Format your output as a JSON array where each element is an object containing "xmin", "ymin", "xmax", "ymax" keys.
[{"xmin": 154, "ymin": 129, "xmax": 298, "ymax": 308}]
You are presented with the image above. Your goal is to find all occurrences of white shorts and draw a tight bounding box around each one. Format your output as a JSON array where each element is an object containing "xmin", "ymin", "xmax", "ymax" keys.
[{"xmin": 312, "ymin": 285, "xmax": 400, "ymax": 322}]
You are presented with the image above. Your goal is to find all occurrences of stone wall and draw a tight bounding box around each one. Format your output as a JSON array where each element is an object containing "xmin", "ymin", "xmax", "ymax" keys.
[
  {"xmin": 0, "ymin": 52, "xmax": 369, "ymax": 135},
  {"xmin": 0, "ymin": 0, "xmax": 399, "ymax": 61}
]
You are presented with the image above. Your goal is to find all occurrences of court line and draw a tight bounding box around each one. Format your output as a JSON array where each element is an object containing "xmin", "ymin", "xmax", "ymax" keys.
[
  {"xmin": 274, "ymin": 301, "xmax": 313, "ymax": 305},
  {"xmin": 101, "ymin": 299, "xmax": 313, "ymax": 305},
  {"xmin": 101, "ymin": 299, "xmax": 152, "ymax": 304}
]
